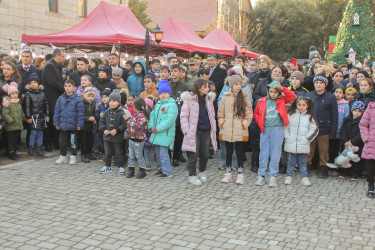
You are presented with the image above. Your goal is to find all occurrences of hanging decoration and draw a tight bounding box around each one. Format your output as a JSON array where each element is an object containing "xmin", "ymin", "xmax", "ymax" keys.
[{"xmin": 354, "ymin": 13, "xmax": 360, "ymax": 25}]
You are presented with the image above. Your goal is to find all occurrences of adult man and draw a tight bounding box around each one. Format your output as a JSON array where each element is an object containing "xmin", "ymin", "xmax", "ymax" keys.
[
  {"xmin": 108, "ymin": 53, "xmax": 128, "ymax": 82},
  {"xmin": 167, "ymin": 56, "xmax": 178, "ymax": 69},
  {"xmin": 246, "ymin": 58, "xmax": 258, "ymax": 82},
  {"xmin": 17, "ymin": 50, "xmax": 41, "ymax": 95},
  {"xmin": 234, "ymin": 55, "xmax": 249, "ymax": 75},
  {"xmin": 187, "ymin": 58, "xmax": 199, "ymax": 84},
  {"xmin": 69, "ymin": 57, "xmax": 96, "ymax": 87},
  {"xmin": 42, "ymin": 48, "xmax": 65, "ymax": 151},
  {"xmin": 191, "ymin": 51, "xmax": 204, "ymax": 69},
  {"xmin": 208, "ymin": 53, "xmax": 227, "ymax": 102}
]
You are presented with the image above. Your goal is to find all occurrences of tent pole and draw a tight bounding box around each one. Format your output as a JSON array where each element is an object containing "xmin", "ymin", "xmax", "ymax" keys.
[{"xmin": 145, "ymin": 28, "xmax": 150, "ymax": 66}]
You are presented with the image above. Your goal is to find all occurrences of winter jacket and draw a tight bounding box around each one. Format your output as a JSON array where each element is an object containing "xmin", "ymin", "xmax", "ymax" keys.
[
  {"xmin": 250, "ymin": 68, "xmax": 270, "ymax": 89},
  {"xmin": 253, "ymin": 76, "xmax": 290, "ymax": 101},
  {"xmin": 341, "ymin": 115, "xmax": 363, "ymax": 156},
  {"xmin": 42, "ymin": 59, "xmax": 65, "ymax": 115},
  {"xmin": 288, "ymin": 85, "xmax": 309, "ymax": 97},
  {"xmin": 127, "ymin": 111, "xmax": 148, "ymax": 140},
  {"xmin": 140, "ymin": 86, "xmax": 159, "ymax": 100},
  {"xmin": 69, "ymin": 70, "xmax": 96, "ymax": 87},
  {"xmin": 17, "ymin": 64, "xmax": 41, "ymax": 95},
  {"xmin": 24, "ymin": 85, "xmax": 49, "ymax": 130},
  {"xmin": 168, "ymin": 79, "xmax": 189, "ymax": 101},
  {"xmin": 93, "ymin": 77, "xmax": 117, "ymax": 94},
  {"xmin": 148, "ymin": 97, "xmax": 178, "ymax": 149},
  {"xmin": 353, "ymin": 90, "xmax": 375, "ymax": 110},
  {"xmin": 209, "ymin": 65, "xmax": 227, "ymax": 102},
  {"xmin": 218, "ymin": 91, "xmax": 253, "ymax": 142},
  {"xmin": 113, "ymin": 78, "xmax": 128, "ymax": 92},
  {"xmin": 359, "ymin": 102, "xmax": 375, "ymax": 160},
  {"xmin": 0, "ymin": 74, "xmax": 19, "ymax": 100},
  {"xmin": 0, "ymin": 113, "xmax": 6, "ymax": 132},
  {"xmin": 94, "ymin": 103, "xmax": 109, "ymax": 120},
  {"xmin": 180, "ymin": 92, "xmax": 217, "ymax": 153},
  {"xmin": 336, "ymin": 99, "xmax": 350, "ymax": 139},
  {"xmin": 306, "ymin": 90, "xmax": 338, "ymax": 138},
  {"xmin": 76, "ymin": 85, "xmax": 101, "ymax": 106},
  {"xmin": 53, "ymin": 92, "xmax": 85, "ymax": 131},
  {"xmin": 127, "ymin": 60, "xmax": 146, "ymax": 97},
  {"xmin": 99, "ymin": 107, "xmax": 127, "ymax": 143},
  {"xmin": 82, "ymin": 99, "xmax": 96, "ymax": 131},
  {"xmin": 217, "ymin": 76, "xmax": 253, "ymax": 107},
  {"xmin": 108, "ymin": 65, "xmax": 129, "ymax": 82},
  {"xmin": 2, "ymin": 97, "xmax": 25, "ymax": 131},
  {"xmin": 254, "ymin": 83, "xmax": 296, "ymax": 134},
  {"xmin": 284, "ymin": 111, "xmax": 318, "ymax": 154}
]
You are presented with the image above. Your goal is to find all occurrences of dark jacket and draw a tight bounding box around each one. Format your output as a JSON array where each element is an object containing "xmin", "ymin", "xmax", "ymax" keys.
[
  {"xmin": 0, "ymin": 113, "xmax": 6, "ymax": 132},
  {"xmin": 42, "ymin": 59, "xmax": 65, "ymax": 115},
  {"xmin": 94, "ymin": 103, "xmax": 109, "ymax": 120},
  {"xmin": 168, "ymin": 79, "xmax": 189, "ymax": 101},
  {"xmin": 353, "ymin": 91, "xmax": 375, "ymax": 110},
  {"xmin": 82, "ymin": 99, "xmax": 96, "ymax": 131},
  {"xmin": 250, "ymin": 68, "xmax": 270, "ymax": 89},
  {"xmin": 253, "ymin": 76, "xmax": 290, "ymax": 101},
  {"xmin": 340, "ymin": 115, "xmax": 363, "ymax": 155},
  {"xmin": 306, "ymin": 90, "xmax": 338, "ymax": 137},
  {"xmin": 93, "ymin": 77, "xmax": 116, "ymax": 94},
  {"xmin": 109, "ymin": 65, "xmax": 129, "ymax": 82},
  {"xmin": 288, "ymin": 85, "xmax": 309, "ymax": 97},
  {"xmin": 17, "ymin": 64, "xmax": 41, "ymax": 95},
  {"xmin": 99, "ymin": 107, "xmax": 127, "ymax": 143},
  {"xmin": 53, "ymin": 92, "xmax": 85, "ymax": 131},
  {"xmin": 209, "ymin": 66, "xmax": 227, "ymax": 101},
  {"xmin": 24, "ymin": 85, "xmax": 49, "ymax": 129},
  {"xmin": 69, "ymin": 70, "xmax": 97, "ymax": 87}
]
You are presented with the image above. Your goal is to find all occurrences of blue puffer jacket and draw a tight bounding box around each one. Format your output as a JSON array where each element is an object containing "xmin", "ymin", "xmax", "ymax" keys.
[
  {"xmin": 53, "ymin": 92, "xmax": 85, "ymax": 131},
  {"xmin": 127, "ymin": 60, "xmax": 146, "ymax": 97},
  {"xmin": 306, "ymin": 90, "xmax": 338, "ymax": 138},
  {"xmin": 94, "ymin": 103, "xmax": 109, "ymax": 120}
]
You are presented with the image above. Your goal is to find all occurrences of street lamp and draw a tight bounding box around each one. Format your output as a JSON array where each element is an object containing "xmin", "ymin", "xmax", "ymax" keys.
[
  {"xmin": 240, "ymin": 44, "xmax": 247, "ymax": 56},
  {"xmin": 145, "ymin": 24, "xmax": 163, "ymax": 65},
  {"xmin": 152, "ymin": 25, "xmax": 163, "ymax": 45}
]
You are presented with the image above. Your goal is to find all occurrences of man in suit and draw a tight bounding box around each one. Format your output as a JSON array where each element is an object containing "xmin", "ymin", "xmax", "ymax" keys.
[
  {"xmin": 108, "ymin": 53, "xmax": 129, "ymax": 82},
  {"xmin": 17, "ymin": 50, "xmax": 41, "ymax": 95},
  {"xmin": 208, "ymin": 53, "xmax": 227, "ymax": 104}
]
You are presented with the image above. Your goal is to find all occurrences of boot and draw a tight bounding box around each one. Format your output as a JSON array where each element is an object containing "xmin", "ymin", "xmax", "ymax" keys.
[
  {"xmin": 81, "ymin": 155, "xmax": 90, "ymax": 163},
  {"xmin": 172, "ymin": 159, "xmax": 179, "ymax": 166},
  {"xmin": 87, "ymin": 153, "xmax": 97, "ymax": 160},
  {"xmin": 319, "ymin": 165, "xmax": 328, "ymax": 179},
  {"xmin": 367, "ymin": 181, "xmax": 375, "ymax": 198},
  {"xmin": 9, "ymin": 152, "xmax": 20, "ymax": 161},
  {"xmin": 279, "ymin": 163, "xmax": 287, "ymax": 174},
  {"xmin": 126, "ymin": 167, "xmax": 135, "ymax": 178},
  {"xmin": 84, "ymin": 155, "xmax": 90, "ymax": 163},
  {"xmin": 250, "ymin": 162, "xmax": 259, "ymax": 173},
  {"xmin": 36, "ymin": 147, "xmax": 44, "ymax": 156},
  {"xmin": 45, "ymin": 145, "xmax": 52, "ymax": 152},
  {"xmin": 136, "ymin": 168, "xmax": 146, "ymax": 179},
  {"xmin": 179, "ymin": 152, "xmax": 186, "ymax": 162},
  {"xmin": 28, "ymin": 147, "xmax": 36, "ymax": 156}
]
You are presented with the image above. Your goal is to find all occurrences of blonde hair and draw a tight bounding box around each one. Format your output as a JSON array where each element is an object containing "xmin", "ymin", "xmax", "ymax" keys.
[{"xmin": 257, "ymin": 55, "xmax": 271, "ymax": 68}]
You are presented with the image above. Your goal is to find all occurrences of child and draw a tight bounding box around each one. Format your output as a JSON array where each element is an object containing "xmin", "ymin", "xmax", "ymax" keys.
[
  {"xmin": 76, "ymin": 74, "xmax": 101, "ymax": 105},
  {"xmin": 353, "ymin": 78, "xmax": 375, "ymax": 110},
  {"xmin": 54, "ymin": 79, "xmax": 85, "ymax": 165},
  {"xmin": 112, "ymin": 68, "xmax": 128, "ymax": 92},
  {"xmin": 288, "ymin": 71, "xmax": 308, "ymax": 97},
  {"xmin": 140, "ymin": 75, "xmax": 159, "ymax": 100},
  {"xmin": 345, "ymin": 87, "xmax": 357, "ymax": 105},
  {"xmin": 94, "ymin": 88, "xmax": 111, "ymax": 158},
  {"xmin": 359, "ymin": 101, "xmax": 375, "ymax": 198},
  {"xmin": 181, "ymin": 78, "xmax": 217, "ymax": 185},
  {"xmin": 2, "ymin": 82, "xmax": 26, "ymax": 160},
  {"xmin": 126, "ymin": 94, "xmax": 135, "ymax": 115},
  {"xmin": 148, "ymin": 81, "xmax": 178, "ymax": 177},
  {"xmin": 143, "ymin": 97, "xmax": 154, "ymax": 171},
  {"xmin": 218, "ymin": 75, "xmax": 253, "ymax": 184},
  {"xmin": 127, "ymin": 60, "xmax": 146, "ymax": 97},
  {"xmin": 80, "ymin": 87, "xmax": 97, "ymax": 163},
  {"xmin": 254, "ymin": 79, "xmax": 296, "ymax": 187},
  {"xmin": 159, "ymin": 65, "xmax": 170, "ymax": 82},
  {"xmin": 24, "ymin": 73, "xmax": 49, "ymax": 156},
  {"xmin": 125, "ymin": 98, "xmax": 149, "ymax": 179},
  {"xmin": 340, "ymin": 101, "xmax": 365, "ymax": 180},
  {"xmin": 180, "ymin": 66, "xmax": 193, "ymax": 90},
  {"xmin": 99, "ymin": 90, "xmax": 127, "ymax": 174},
  {"xmin": 284, "ymin": 97, "xmax": 318, "ymax": 186},
  {"xmin": 94, "ymin": 66, "xmax": 116, "ymax": 93}
]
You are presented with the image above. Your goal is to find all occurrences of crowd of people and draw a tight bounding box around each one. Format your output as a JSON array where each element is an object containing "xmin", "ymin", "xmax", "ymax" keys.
[{"xmin": 0, "ymin": 45, "xmax": 375, "ymax": 198}]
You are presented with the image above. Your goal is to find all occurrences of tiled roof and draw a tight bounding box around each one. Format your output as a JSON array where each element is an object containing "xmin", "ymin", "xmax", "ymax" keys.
[{"xmin": 146, "ymin": 0, "xmax": 217, "ymax": 32}]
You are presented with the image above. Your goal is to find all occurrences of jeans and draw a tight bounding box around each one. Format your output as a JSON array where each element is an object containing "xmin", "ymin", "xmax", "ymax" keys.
[
  {"xmin": 103, "ymin": 141, "xmax": 124, "ymax": 167},
  {"xmin": 80, "ymin": 130, "xmax": 93, "ymax": 155},
  {"xmin": 29, "ymin": 129, "xmax": 43, "ymax": 147},
  {"xmin": 287, "ymin": 153, "xmax": 308, "ymax": 178},
  {"xmin": 59, "ymin": 131, "xmax": 77, "ymax": 156},
  {"xmin": 220, "ymin": 140, "xmax": 237, "ymax": 167},
  {"xmin": 225, "ymin": 141, "xmax": 246, "ymax": 168},
  {"xmin": 128, "ymin": 139, "xmax": 145, "ymax": 168},
  {"xmin": 144, "ymin": 146, "xmax": 154, "ymax": 167},
  {"xmin": 187, "ymin": 130, "xmax": 210, "ymax": 176},
  {"xmin": 258, "ymin": 126, "xmax": 284, "ymax": 177},
  {"xmin": 155, "ymin": 145, "xmax": 172, "ymax": 176}
]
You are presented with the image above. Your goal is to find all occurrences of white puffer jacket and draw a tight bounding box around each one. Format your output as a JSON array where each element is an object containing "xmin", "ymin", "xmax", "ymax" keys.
[{"xmin": 284, "ymin": 111, "xmax": 319, "ymax": 154}]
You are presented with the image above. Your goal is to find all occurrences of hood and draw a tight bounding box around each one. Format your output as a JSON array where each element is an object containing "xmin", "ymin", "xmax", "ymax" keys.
[
  {"xmin": 25, "ymin": 84, "xmax": 44, "ymax": 91},
  {"xmin": 181, "ymin": 91, "xmax": 216, "ymax": 102},
  {"xmin": 131, "ymin": 60, "xmax": 147, "ymax": 76},
  {"xmin": 337, "ymin": 99, "xmax": 349, "ymax": 105},
  {"xmin": 266, "ymin": 81, "xmax": 282, "ymax": 99}
]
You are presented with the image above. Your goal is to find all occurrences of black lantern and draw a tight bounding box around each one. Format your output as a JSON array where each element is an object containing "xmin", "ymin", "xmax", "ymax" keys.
[
  {"xmin": 152, "ymin": 25, "xmax": 163, "ymax": 45},
  {"xmin": 240, "ymin": 44, "xmax": 247, "ymax": 56}
]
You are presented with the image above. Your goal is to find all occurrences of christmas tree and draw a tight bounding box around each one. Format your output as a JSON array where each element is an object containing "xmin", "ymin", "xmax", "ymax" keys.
[{"xmin": 331, "ymin": 0, "xmax": 375, "ymax": 64}]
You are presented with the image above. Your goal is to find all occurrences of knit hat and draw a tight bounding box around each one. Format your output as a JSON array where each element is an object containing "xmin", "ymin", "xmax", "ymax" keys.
[
  {"xmin": 109, "ymin": 89, "xmax": 121, "ymax": 103},
  {"xmin": 231, "ymin": 65, "xmax": 243, "ymax": 76},
  {"xmin": 351, "ymin": 100, "xmax": 365, "ymax": 113},
  {"xmin": 309, "ymin": 46, "xmax": 321, "ymax": 60},
  {"xmin": 98, "ymin": 66, "xmax": 111, "ymax": 77},
  {"xmin": 313, "ymin": 74, "xmax": 328, "ymax": 85},
  {"xmin": 29, "ymin": 73, "xmax": 40, "ymax": 84},
  {"xmin": 345, "ymin": 87, "xmax": 357, "ymax": 95},
  {"xmin": 158, "ymin": 80, "xmax": 172, "ymax": 95},
  {"xmin": 145, "ymin": 98, "xmax": 153, "ymax": 109},
  {"xmin": 3, "ymin": 82, "xmax": 18, "ymax": 95},
  {"xmin": 112, "ymin": 67, "xmax": 123, "ymax": 76},
  {"xmin": 228, "ymin": 75, "xmax": 242, "ymax": 89},
  {"xmin": 291, "ymin": 71, "xmax": 304, "ymax": 83},
  {"xmin": 101, "ymin": 88, "xmax": 111, "ymax": 97},
  {"xmin": 83, "ymin": 87, "xmax": 96, "ymax": 99}
]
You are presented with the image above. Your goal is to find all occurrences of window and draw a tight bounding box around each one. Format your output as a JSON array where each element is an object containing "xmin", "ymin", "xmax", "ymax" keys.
[
  {"xmin": 49, "ymin": 0, "xmax": 58, "ymax": 13},
  {"xmin": 79, "ymin": 0, "xmax": 87, "ymax": 17}
]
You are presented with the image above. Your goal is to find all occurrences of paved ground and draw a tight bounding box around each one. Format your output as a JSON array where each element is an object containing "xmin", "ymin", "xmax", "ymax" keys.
[{"xmin": 0, "ymin": 148, "xmax": 375, "ymax": 250}]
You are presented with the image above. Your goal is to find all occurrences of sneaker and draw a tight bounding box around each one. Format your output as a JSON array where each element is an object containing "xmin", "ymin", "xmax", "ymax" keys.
[
  {"xmin": 284, "ymin": 176, "xmax": 293, "ymax": 185},
  {"xmin": 155, "ymin": 170, "xmax": 163, "ymax": 175},
  {"xmin": 255, "ymin": 176, "xmax": 265, "ymax": 186},
  {"xmin": 159, "ymin": 173, "xmax": 173, "ymax": 178},
  {"xmin": 69, "ymin": 155, "xmax": 77, "ymax": 165},
  {"xmin": 55, "ymin": 155, "xmax": 67, "ymax": 164},
  {"xmin": 236, "ymin": 174, "xmax": 244, "ymax": 185},
  {"xmin": 100, "ymin": 166, "xmax": 112, "ymax": 174},
  {"xmin": 221, "ymin": 172, "xmax": 232, "ymax": 183},
  {"xmin": 189, "ymin": 176, "xmax": 202, "ymax": 186},
  {"xmin": 199, "ymin": 172, "xmax": 207, "ymax": 183},
  {"xmin": 301, "ymin": 177, "xmax": 312, "ymax": 186},
  {"xmin": 144, "ymin": 165, "xmax": 152, "ymax": 171},
  {"xmin": 351, "ymin": 175, "xmax": 359, "ymax": 181},
  {"xmin": 218, "ymin": 165, "xmax": 225, "ymax": 170},
  {"xmin": 118, "ymin": 167, "xmax": 125, "ymax": 175},
  {"xmin": 269, "ymin": 177, "xmax": 277, "ymax": 188}
]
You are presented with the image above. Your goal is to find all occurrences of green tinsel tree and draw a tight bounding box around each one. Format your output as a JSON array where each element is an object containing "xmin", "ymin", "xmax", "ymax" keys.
[{"xmin": 332, "ymin": 0, "xmax": 375, "ymax": 64}]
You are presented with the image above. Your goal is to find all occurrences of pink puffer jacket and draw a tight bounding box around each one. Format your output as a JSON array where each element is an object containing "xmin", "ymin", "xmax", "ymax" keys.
[
  {"xmin": 359, "ymin": 102, "xmax": 375, "ymax": 160},
  {"xmin": 180, "ymin": 91, "xmax": 217, "ymax": 153}
]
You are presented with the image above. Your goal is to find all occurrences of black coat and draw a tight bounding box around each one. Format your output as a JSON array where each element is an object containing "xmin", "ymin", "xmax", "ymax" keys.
[
  {"xmin": 69, "ymin": 70, "xmax": 97, "ymax": 87},
  {"xmin": 353, "ymin": 91, "xmax": 375, "ymax": 110},
  {"xmin": 340, "ymin": 116, "xmax": 363, "ymax": 155},
  {"xmin": 24, "ymin": 86, "xmax": 49, "ymax": 129},
  {"xmin": 209, "ymin": 66, "xmax": 227, "ymax": 100},
  {"xmin": 253, "ymin": 76, "xmax": 290, "ymax": 101},
  {"xmin": 17, "ymin": 64, "xmax": 41, "ymax": 95},
  {"xmin": 108, "ymin": 65, "xmax": 129, "ymax": 82},
  {"xmin": 41, "ymin": 59, "xmax": 64, "ymax": 115},
  {"xmin": 250, "ymin": 68, "xmax": 270, "ymax": 89},
  {"xmin": 99, "ymin": 107, "xmax": 127, "ymax": 143},
  {"xmin": 94, "ymin": 78, "xmax": 117, "ymax": 94}
]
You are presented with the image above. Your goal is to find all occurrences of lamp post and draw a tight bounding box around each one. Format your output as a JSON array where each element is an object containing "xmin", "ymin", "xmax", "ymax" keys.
[
  {"xmin": 145, "ymin": 25, "xmax": 163, "ymax": 66},
  {"xmin": 240, "ymin": 44, "xmax": 247, "ymax": 56}
]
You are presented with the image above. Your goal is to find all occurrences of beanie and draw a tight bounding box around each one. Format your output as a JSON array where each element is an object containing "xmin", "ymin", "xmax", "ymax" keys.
[
  {"xmin": 313, "ymin": 74, "xmax": 328, "ymax": 85},
  {"xmin": 145, "ymin": 98, "xmax": 153, "ymax": 109},
  {"xmin": 109, "ymin": 89, "xmax": 121, "ymax": 103},
  {"xmin": 309, "ymin": 46, "xmax": 321, "ymax": 60},
  {"xmin": 345, "ymin": 87, "xmax": 357, "ymax": 95},
  {"xmin": 158, "ymin": 80, "xmax": 172, "ymax": 95},
  {"xmin": 83, "ymin": 87, "xmax": 96, "ymax": 99},
  {"xmin": 228, "ymin": 75, "xmax": 242, "ymax": 89},
  {"xmin": 231, "ymin": 65, "xmax": 243, "ymax": 76},
  {"xmin": 3, "ymin": 82, "xmax": 18, "ymax": 95},
  {"xmin": 291, "ymin": 71, "xmax": 304, "ymax": 83},
  {"xmin": 351, "ymin": 100, "xmax": 365, "ymax": 113},
  {"xmin": 101, "ymin": 88, "xmax": 111, "ymax": 97},
  {"xmin": 98, "ymin": 66, "xmax": 111, "ymax": 78},
  {"xmin": 112, "ymin": 67, "xmax": 123, "ymax": 76},
  {"xmin": 29, "ymin": 73, "xmax": 40, "ymax": 84}
]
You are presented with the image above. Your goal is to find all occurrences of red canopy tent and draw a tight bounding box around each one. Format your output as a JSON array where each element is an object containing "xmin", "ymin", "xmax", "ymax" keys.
[{"xmin": 203, "ymin": 28, "xmax": 261, "ymax": 58}]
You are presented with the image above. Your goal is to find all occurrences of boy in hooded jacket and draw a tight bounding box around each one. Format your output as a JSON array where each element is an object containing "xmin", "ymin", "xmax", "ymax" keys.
[{"xmin": 127, "ymin": 60, "xmax": 146, "ymax": 97}]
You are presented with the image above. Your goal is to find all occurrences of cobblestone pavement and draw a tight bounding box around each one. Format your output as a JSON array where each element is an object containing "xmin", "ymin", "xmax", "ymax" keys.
[{"xmin": 0, "ymin": 150, "xmax": 375, "ymax": 250}]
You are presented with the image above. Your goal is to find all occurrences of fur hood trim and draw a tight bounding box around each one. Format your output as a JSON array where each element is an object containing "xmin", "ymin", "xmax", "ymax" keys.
[
  {"xmin": 25, "ymin": 84, "xmax": 44, "ymax": 91},
  {"xmin": 181, "ymin": 91, "xmax": 216, "ymax": 102}
]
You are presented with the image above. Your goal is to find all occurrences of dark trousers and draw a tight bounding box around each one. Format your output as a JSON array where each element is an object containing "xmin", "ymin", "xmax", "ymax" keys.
[
  {"xmin": 187, "ymin": 130, "xmax": 210, "ymax": 176},
  {"xmin": 45, "ymin": 115, "xmax": 59, "ymax": 147},
  {"xmin": 329, "ymin": 139, "xmax": 342, "ymax": 164},
  {"xmin": 173, "ymin": 118, "xmax": 183, "ymax": 160},
  {"xmin": 80, "ymin": 130, "xmax": 93, "ymax": 155},
  {"xmin": 225, "ymin": 141, "xmax": 246, "ymax": 168},
  {"xmin": 104, "ymin": 141, "xmax": 124, "ymax": 167},
  {"xmin": 250, "ymin": 128, "xmax": 260, "ymax": 164},
  {"xmin": 59, "ymin": 130, "xmax": 77, "ymax": 156},
  {"xmin": 366, "ymin": 159, "xmax": 375, "ymax": 182},
  {"xmin": 7, "ymin": 130, "xmax": 20, "ymax": 153}
]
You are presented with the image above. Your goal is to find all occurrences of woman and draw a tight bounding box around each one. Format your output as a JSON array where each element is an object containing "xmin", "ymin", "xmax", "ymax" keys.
[
  {"xmin": 250, "ymin": 55, "xmax": 271, "ymax": 90},
  {"xmin": 34, "ymin": 58, "xmax": 46, "ymax": 70},
  {"xmin": 332, "ymin": 70, "xmax": 349, "ymax": 88},
  {"xmin": 0, "ymin": 62, "xmax": 21, "ymax": 99},
  {"xmin": 303, "ymin": 60, "xmax": 332, "ymax": 92},
  {"xmin": 89, "ymin": 57, "xmax": 102, "ymax": 77}
]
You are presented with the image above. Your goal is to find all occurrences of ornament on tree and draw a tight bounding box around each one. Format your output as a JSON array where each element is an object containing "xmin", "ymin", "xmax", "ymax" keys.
[{"xmin": 354, "ymin": 13, "xmax": 360, "ymax": 25}]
